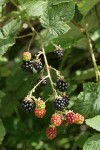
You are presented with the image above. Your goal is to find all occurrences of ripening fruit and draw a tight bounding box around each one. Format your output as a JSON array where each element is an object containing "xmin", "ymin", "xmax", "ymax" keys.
[
  {"xmin": 46, "ymin": 126, "xmax": 57, "ymax": 140},
  {"xmin": 75, "ymin": 113, "xmax": 84, "ymax": 124},
  {"xmin": 34, "ymin": 108, "xmax": 46, "ymax": 118},
  {"xmin": 23, "ymin": 52, "xmax": 32, "ymax": 61},
  {"xmin": 50, "ymin": 114, "xmax": 62, "ymax": 126},
  {"xmin": 36, "ymin": 99, "xmax": 45, "ymax": 110},
  {"xmin": 66, "ymin": 111, "xmax": 76, "ymax": 124}
]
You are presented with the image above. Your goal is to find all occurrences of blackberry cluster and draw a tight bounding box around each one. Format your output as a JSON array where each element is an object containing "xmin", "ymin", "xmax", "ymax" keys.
[
  {"xmin": 38, "ymin": 77, "xmax": 47, "ymax": 86},
  {"xmin": 56, "ymin": 78, "xmax": 68, "ymax": 92},
  {"xmin": 54, "ymin": 96, "xmax": 69, "ymax": 111},
  {"xmin": 33, "ymin": 60, "xmax": 43, "ymax": 72},
  {"xmin": 21, "ymin": 59, "xmax": 33, "ymax": 73},
  {"xmin": 54, "ymin": 49, "xmax": 64, "ymax": 58},
  {"xmin": 21, "ymin": 98, "xmax": 35, "ymax": 112}
]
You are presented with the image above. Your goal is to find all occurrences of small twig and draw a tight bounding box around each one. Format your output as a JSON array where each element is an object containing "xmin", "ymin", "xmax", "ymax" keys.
[
  {"xmin": 42, "ymin": 47, "xmax": 58, "ymax": 97},
  {"xmin": 49, "ymin": 66, "xmax": 61, "ymax": 76},
  {"xmin": 28, "ymin": 75, "xmax": 49, "ymax": 97},
  {"xmin": 27, "ymin": 35, "xmax": 34, "ymax": 51},
  {"xmin": 35, "ymin": 51, "xmax": 43, "ymax": 60},
  {"xmin": 70, "ymin": 20, "xmax": 85, "ymax": 33},
  {"xmin": 85, "ymin": 20, "xmax": 100, "ymax": 82},
  {"xmin": 15, "ymin": 33, "xmax": 33, "ymax": 39}
]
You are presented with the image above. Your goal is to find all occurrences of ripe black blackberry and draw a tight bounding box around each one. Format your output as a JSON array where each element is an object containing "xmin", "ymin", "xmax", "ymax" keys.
[
  {"xmin": 38, "ymin": 77, "xmax": 47, "ymax": 86},
  {"xmin": 56, "ymin": 78, "xmax": 68, "ymax": 92},
  {"xmin": 54, "ymin": 48, "xmax": 64, "ymax": 58},
  {"xmin": 21, "ymin": 98, "xmax": 35, "ymax": 112},
  {"xmin": 54, "ymin": 96, "xmax": 68, "ymax": 111},
  {"xmin": 21, "ymin": 59, "xmax": 33, "ymax": 73},
  {"xmin": 33, "ymin": 60, "xmax": 43, "ymax": 72},
  {"xmin": 62, "ymin": 95, "xmax": 69, "ymax": 107}
]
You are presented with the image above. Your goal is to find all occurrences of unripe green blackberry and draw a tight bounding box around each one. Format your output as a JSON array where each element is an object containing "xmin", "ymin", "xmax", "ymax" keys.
[
  {"xmin": 36, "ymin": 99, "xmax": 45, "ymax": 110},
  {"xmin": 23, "ymin": 52, "xmax": 32, "ymax": 61}
]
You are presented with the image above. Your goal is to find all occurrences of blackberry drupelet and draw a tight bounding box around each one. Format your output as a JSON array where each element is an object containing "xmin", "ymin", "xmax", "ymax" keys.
[
  {"xmin": 21, "ymin": 59, "xmax": 33, "ymax": 73},
  {"xmin": 38, "ymin": 77, "xmax": 47, "ymax": 86},
  {"xmin": 54, "ymin": 48, "xmax": 64, "ymax": 58},
  {"xmin": 21, "ymin": 98, "xmax": 35, "ymax": 112},
  {"xmin": 33, "ymin": 60, "xmax": 43, "ymax": 72},
  {"xmin": 56, "ymin": 78, "xmax": 68, "ymax": 92},
  {"xmin": 62, "ymin": 95, "xmax": 69, "ymax": 107},
  {"xmin": 54, "ymin": 97, "xmax": 68, "ymax": 111}
]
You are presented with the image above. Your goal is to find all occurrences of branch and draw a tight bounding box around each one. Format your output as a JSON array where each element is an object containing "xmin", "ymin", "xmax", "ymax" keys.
[
  {"xmin": 85, "ymin": 22, "xmax": 100, "ymax": 82},
  {"xmin": 28, "ymin": 75, "xmax": 49, "ymax": 97},
  {"xmin": 42, "ymin": 47, "xmax": 58, "ymax": 97}
]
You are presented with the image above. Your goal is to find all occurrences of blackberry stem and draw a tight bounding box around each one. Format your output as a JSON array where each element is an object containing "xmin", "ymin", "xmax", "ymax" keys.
[
  {"xmin": 15, "ymin": 33, "xmax": 33, "ymax": 39},
  {"xmin": 27, "ymin": 35, "xmax": 34, "ymax": 51},
  {"xmin": 49, "ymin": 66, "xmax": 61, "ymax": 76},
  {"xmin": 42, "ymin": 47, "xmax": 58, "ymax": 97},
  {"xmin": 85, "ymin": 21, "xmax": 100, "ymax": 82},
  {"xmin": 28, "ymin": 75, "xmax": 49, "ymax": 97}
]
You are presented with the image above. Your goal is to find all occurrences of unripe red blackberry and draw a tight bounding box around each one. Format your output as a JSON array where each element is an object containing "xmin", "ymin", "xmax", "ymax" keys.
[
  {"xmin": 66, "ymin": 111, "xmax": 76, "ymax": 124},
  {"xmin": 56, "ymin": 78, "xmax": 68, "ymax": 92},
  {"xmin": 46, "ymin": 126, "xmax": 57, "ymax": 140},
  {"xmin": 34, "ymin": 108, "xmax": 46, "ymax": 118},
  {"xmin": 50, "ymin": 114, "xmax": 62, "ymax": 126},
  {"xmin": 23, "ymin": 52, "xmax": 31, "ymax": 61},
  {"xmin": 21, "ymin": 98, "xmax": 35, "ymax": 112},
  {"xmin": 75, "ymin": 113, "xmax": 84, "ymax": 124},
  {"xmin": 33, "ymin": 60, "xmax": 43, "ymax": 72},
  {"xmin": 21, "ymin": 59, "xmax": 33, "ymax": 73},
  {"xmin": 54, "ymin": 48, "xmax": 64, "ymax": 58}
]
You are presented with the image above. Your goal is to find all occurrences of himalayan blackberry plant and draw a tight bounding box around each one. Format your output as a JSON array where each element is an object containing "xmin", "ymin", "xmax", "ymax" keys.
[{"xmin": 0, "ymin": 0, "xmax": 100, "ymax": 149}]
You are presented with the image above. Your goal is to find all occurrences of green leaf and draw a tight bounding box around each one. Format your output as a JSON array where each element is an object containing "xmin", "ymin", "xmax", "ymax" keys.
[
  {"xmin": 77, "ymin": 0, "xmax": 100, "ymax": 16},
  {"xmin": 86, "ymin": 115, "xmax": 100, "ymax": 132},
  {"xmin": 1, "ymin": 95, "xmax": 18, "ymax": 117},
  {"xmin": 0, "ymin": 0, "xmax": 7, "ymax": 5},
  {"xmin": 0, "ymin": 19, "xmax": 21, "ymax": 56},
  {"xmin": 83, "ymin": 134, "xmax": 100, "ymax": 150},
  {"xmin": 52, "ymin": 0, "xmax": 72, "ymax": 5},
  {"xmin": 40, "ymin": 4, "xmax": 72, "ymax": 37},
  {"xmin": 0, "ymin": 119, "xmax": 6, "ymax": 145},
  {"xmin": 76, "ymin": 132, "xmax": 90, "ymax": 148},
  {"xmin": 0, "ymin": 91, "xmax": 5, "ymax": 99},
  {"xmin": 18, "ymin": 0, "xmax": 47, "ymax": 17},
  {"xmin": 74, "ymin": 82, "xmax": 100, "ymax": 118},
  {"xmin": 51, "ymin": 2, "xmax": 75, "ymax": 22}
]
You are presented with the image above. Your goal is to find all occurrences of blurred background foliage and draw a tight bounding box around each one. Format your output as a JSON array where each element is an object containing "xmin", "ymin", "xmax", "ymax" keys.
[{"xmin": 0, "ymin": 0, "xmax": 100, "ymax": 150}]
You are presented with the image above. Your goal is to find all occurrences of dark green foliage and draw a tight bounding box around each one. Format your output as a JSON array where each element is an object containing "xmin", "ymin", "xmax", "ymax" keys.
[{"xmin": 0, "ymin": 0, "xmax": 100, "ymax": 150}]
